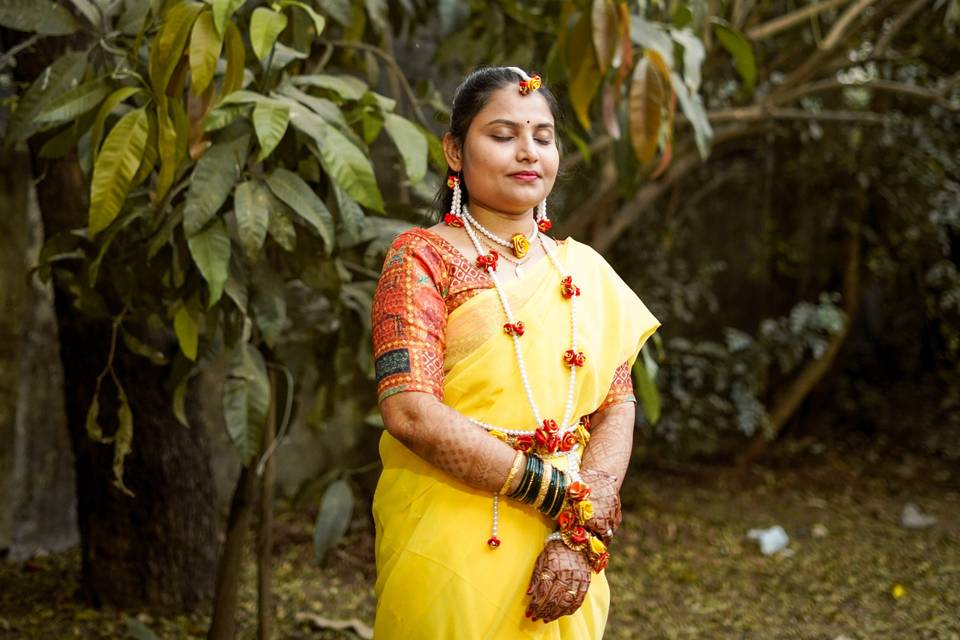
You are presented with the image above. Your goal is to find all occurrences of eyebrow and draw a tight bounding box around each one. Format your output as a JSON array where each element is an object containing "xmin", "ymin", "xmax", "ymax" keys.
[{"xmin": 484, "ymin": 118, "xmax": 555, "ymax": 130}]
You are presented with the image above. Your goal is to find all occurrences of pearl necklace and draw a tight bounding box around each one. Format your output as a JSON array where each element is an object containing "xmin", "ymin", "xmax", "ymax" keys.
[{"xmin": 459, "ymin": 211, "xmax": 582, "ymax": 548}]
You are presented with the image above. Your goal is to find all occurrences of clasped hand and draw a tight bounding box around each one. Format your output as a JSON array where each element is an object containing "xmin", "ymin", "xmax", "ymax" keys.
[{"xmin": 524, "ymin": 469, "xmax": 621, "ymax": 623}]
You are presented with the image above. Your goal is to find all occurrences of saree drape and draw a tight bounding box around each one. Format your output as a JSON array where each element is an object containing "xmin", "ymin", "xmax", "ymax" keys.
[{"xmin": 372, "ymin": 234, "xmax": 660, "ymax": 639}]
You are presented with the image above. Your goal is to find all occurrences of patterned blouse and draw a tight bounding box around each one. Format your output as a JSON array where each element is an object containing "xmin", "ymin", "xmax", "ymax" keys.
[{"xmin": 372, "ymin": 228, "xmax": 636, "ymax": 410}]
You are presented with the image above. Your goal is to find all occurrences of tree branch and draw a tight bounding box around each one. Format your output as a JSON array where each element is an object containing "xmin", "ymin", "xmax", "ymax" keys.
[
  {"xmin": 820, "ymin": 0, "xmax": 878, "ymax": 50},
  {"xmin": 873, "ymin": 0, "xmax": 928, "ymax": 57},
  {"xmin": 746, "ymin": 0, "xmax": 849, "ymax": 41}
]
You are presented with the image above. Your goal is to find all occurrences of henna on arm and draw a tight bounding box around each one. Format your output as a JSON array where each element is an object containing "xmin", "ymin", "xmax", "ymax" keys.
[{"xmin": 380, "ymin": 390, "xmax": 524, "ymax": 495}]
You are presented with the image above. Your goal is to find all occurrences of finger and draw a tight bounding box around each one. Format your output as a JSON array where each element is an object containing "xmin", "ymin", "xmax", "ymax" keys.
[{"xmin": 527, "ymin": 569, "xmax": 555, "ymax": 621}]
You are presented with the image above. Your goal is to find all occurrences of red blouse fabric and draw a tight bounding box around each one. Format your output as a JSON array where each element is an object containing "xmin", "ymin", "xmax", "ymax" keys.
[{"xmin": 371, "ymin": 228, "xmax": 635, "ymax": 410}]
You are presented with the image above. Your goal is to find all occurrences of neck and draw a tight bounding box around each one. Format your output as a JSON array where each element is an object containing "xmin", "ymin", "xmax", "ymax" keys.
[{"xmin": 466, "ymin": 201, "xmax": 535, "ymax": 238}]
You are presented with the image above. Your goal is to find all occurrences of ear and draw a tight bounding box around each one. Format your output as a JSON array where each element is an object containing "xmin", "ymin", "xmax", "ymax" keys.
[{"xmin": 442, "ymin": 132, "xmax": 463, "ymax": 173}]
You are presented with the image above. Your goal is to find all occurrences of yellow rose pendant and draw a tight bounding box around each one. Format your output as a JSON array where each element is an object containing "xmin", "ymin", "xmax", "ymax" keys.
[{"xmin": 511, "ymin": 233, "xmax": 530, "ymax": 258}]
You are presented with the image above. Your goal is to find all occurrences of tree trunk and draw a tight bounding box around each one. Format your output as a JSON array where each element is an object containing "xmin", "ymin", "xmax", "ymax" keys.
[{"xmin": 30, "ymin": 150, "xmax": 219, "ymax": 613}]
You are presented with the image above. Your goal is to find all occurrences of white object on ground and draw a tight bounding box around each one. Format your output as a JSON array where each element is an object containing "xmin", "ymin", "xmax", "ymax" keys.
[
  {"xmin": 900, "ymin": 503, "xmax": 937, "ymax": 529},
  {"xmin": 746, "ymin": 525, "xmax": 790, "ymax": 555}
]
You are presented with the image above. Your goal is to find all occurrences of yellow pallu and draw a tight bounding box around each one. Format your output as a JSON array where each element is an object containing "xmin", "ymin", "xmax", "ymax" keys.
[{"xmin": 373, "ymin": 238, "xmax": 661, "ymax": 639}]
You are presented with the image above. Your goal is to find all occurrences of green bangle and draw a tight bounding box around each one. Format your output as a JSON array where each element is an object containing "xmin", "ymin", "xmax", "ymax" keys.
[
  {"xmin": 538, "ymin": 466, "xmax": 559, "ymax": 515},
  {"xmin": 548, "ymin": 471, "xmax": 569, "ymax": 518},
  {"xmin": 521, "ymin": 456, "xmax": 543, "ymax": 504}
]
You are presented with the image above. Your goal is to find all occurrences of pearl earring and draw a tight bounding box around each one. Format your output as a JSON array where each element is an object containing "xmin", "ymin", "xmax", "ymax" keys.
[
  {"xmin": 443, "ymin": 174, "xmax": 465, "ymax": 228},
  {"xmin": 537, "ymin": 198, "xmax": 553, "ymax": 233}
]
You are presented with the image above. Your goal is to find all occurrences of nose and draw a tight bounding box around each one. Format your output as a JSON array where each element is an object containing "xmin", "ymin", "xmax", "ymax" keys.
[{"xmin": 516, "ymin": 133, "xmax": 538, "ymax": 163}]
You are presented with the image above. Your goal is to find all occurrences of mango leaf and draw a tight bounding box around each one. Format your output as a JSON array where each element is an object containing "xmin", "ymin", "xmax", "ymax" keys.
[
  {"xmin": 112, "ymin": 380, "xmax": 135, "ymax": 496},
  {"xmin": 89, "ymin": 107, "xmax": 150, "ymax": 236},
  {"xmin": 629, "ymin": 57, "xmax": 666, "ymax": 166},
  {"xmin": 35, "ymin": 78, "xmax": 111, "ymax": 127},
  {"xmin": 567, "ymin": 11, "xmax": 602, "ymax": 131},
  {"xmin": 174, "ymin": 305, "xmax": 199, "ymax": 361},
  {"xmin": 253, "ymin": 99, "xmax": 290, "ymax": 160},
  {"xmin": 292, "ymin": 74, "xmax": 367, "ymax": 101},
  {"xmin": 250, "ymin": 7, "xmax": 288, "ymax": 60},
  {"xmin": 629, "ymin": 15, "xmax": 675, "ymax": 67},
  {"xmin": 187, "ymin": 218, "xmax": 231, "ymax": 307},
  {"xmin": 272, "ymin": 85, "xmax": 351, "ymax": 134},
  {"xmin": 0, "ymin": 0, "xmax": 81, "ymax": 34},
  {"xmin": 670, "ymin": 27, "xmax": 705, "ymax": 93},
  {"xmin": 131, "ymin": 109, "xmax": 158, "ymax": 187},
  {"xmin": 149, "ymin": 1, "xmax": 204, "ymax": 98},
  {"xmin": 316, "ymin": 0, "xmax": 351, "ymax": 26},
  {"xmin": 204, "ymin": 104, "xmax": 249, "ymax": 131},
  {"xmin": 234, "ymin": 180, "xmax": 271, "ymax": 259},
  {"xmin": 288, "ymin": 105, "xmax": 383, "ymax": 211},
  {"xmin": 670, "ymin": 70, "xmax": 713, "ymax": 160},
  {"xmin": 212, "ymin": 0, "xmax": 244, "ymax": 36},
  {"xmin": 313, "ymin": 479, "xmax": 353, "ymax": 564},
  {"xmin": 332, "ymin": 183, "xmax": 367, "ymax": 247},
  {"xmin": 264, "ymin": 168, "xmax": 335, "ymax": 252},
  {"xmin": 711, "ymin": 17, "xmax": 756, "ymax": 94},
  {"xmin": 172, "ymin": 365, "xmax": 200, "ymax": 427},
  {"xmin": 267, "ymin": 205, "xmax": 296, "ymax": 251},
  {"xmin": 633, "ymin": 348, "xmax": 661, "ymax": 424},
  {"xmin": 591, "ymin": 0, "xmax": 618, "ymax": 74},
  {"xmin": 250, "ymin": 268, "xmax": 289, "ymax": 347},
  {"xmin": 279, "ymin": 0, "xmax": 326, "ymax": 35},
  {"xmin": 382, "ymin": 113, "xmax": 426, "ymax": 184},
  {"xmin": 183, "ymin": 133, "xmax": 250, "ymax": 235},
  {"xmin": 190, "ymin": 10, "xmax": 223, "ymax": 95},
  {"xmin": 122, "ymin": 330, "xmax": 169, "ymax": 365},
  {"xmin": 221, "ymin": 21, "xmax": 246, "ymax": 97},
  {"xmin": 223, "ymin": 343, "xmax": 270, "ymax": 466},
  {"xmin": 8, "ymin": 51, "xmax": 86, "ymax": 144},
  {"xmin": 90, "ymin": 86, "xmax": 144, "ymax": 167}
]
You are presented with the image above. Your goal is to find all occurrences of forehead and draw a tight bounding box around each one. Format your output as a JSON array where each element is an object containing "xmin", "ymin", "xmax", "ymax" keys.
[{"xmin": 472, "ymin": 86, "xmax": 555, "ymax": 126}]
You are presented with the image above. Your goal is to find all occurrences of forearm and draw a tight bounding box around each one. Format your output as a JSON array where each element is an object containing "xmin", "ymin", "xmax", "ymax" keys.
[
  {"xmin": 380, "ymin": 391, "xmax": 523, "ymax": 495},
  {"xmin": 579, "ymin": 401, "xmax": 634, "ymax": 492}
]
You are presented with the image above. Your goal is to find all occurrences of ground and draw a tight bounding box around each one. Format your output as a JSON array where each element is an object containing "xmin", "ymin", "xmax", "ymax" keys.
[{"xmin": 1, "ymin": 434, "xmax": 958, "ymax": 639}]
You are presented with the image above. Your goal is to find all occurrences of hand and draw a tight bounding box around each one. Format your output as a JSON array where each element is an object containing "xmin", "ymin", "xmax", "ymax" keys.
[
  {"xmin": 525, "ymin": 540, "xmax": 592, "ymax": 623},
  {"xmin": 579, "ymin": 468, "xmax": 621, "ymax": 541}
]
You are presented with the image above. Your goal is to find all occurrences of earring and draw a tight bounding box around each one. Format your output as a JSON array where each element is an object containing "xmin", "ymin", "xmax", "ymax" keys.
[
  {"xmin": 536, "ymin": 198, "xmax": 553, "ymax": 233},
  {"xmin": 444, "ymin": 173, "xmax": 465, "ymax": 227}
]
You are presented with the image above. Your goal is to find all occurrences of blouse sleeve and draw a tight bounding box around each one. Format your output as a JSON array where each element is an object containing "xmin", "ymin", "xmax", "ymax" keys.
[
  {"xmin": 371, "ymin": 230, "xmax": 448, "ymax": 403},
  {"xmin": 595, "ymin": 360, "xmax": 636, "ymax": 412}
]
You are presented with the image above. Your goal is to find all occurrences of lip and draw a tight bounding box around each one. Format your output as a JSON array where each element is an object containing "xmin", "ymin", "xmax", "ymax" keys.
[{"xmin": 509, "ymin": 171, "xmax": 541, "ymax": 182}]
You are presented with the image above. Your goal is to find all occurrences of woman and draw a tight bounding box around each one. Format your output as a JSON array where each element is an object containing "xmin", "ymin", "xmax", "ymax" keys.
[{"xmin": 371, "ymin": 66, "xmax": 660, "ymax": 638}]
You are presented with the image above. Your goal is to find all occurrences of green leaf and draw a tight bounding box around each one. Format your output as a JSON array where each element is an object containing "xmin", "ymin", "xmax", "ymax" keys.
[
  {"xmin": 670, "ymin": 27, "xmax": 705, "ymax": 93},
  {"xmin": 288, "ymin": 104, "xmax": 383, "ymax": 211},
  {"xmin": 279, "ymin": 0, "xmax": 326, "ymax": 35},
  {"xmin": 316, "ymin": 0, "xmax": 351, "ymax": 26},
  {"xmin": 183, "ymin": 133, "xmax": 250, "ymax": 235},
  {"xmin": 187, "ymin": 218, "xmax": 231, "ymax": 307},
  {"xmin": 172, "ymin": 366, "xmax": 200, "ymax": 427},
  {"xmin": 567, "ymin": 11, "xmax": 602, "ymax": 131},
  {"xmin": 122, "ymin": 330, "xmax": 169, "ymax": 365},
  {"xmin": 313, "ymin": 479, "xmax": 353, "ymax": 563},
  {"xmin": 292, "ymin": 74, "xmax": 367, "ymax": 101},
  {"xmin": 154, "ymin": 99, "xmax": 188, "ymax": 201},
  {"xmin": 212, "ymin": 0, "xmax": 244, "ymax": 36},
  {"xmin": 204, "ymin": 104, "xmax": 249, "ymax": 132},
  {"xmin": 174, "ymin": 305, "xmax": 199, "ymax": 361},
  {"xmin": 190, "ymin": 10, "xmax": 223, "ymax": 95},
  {"xmin": 221, "ymin": 20, "xmax": 246, "ymax": 97},
  {"xmin": 264, "ymin": 168, "xmax": 335, "ymax": 252},
  {"xmin": 89, "ymin": 107, "xmax": 150, "ymax": 237},
  {"xmin": 90, "ymin": 86, "xmax": 144, "ymax": 167},
  {"xmin": 633, "ymin": 348, "xmax": 661, "ymax": 424},
  {"xmin": 250, "ymin": 7, "xmax": 287, "ymax": 60},
  {"xmin": 35, "ymin": 78, "xmax": 111, "ymax": 127},
  {"xmin": 7, "ymin": 51, "xmax": 86, "ymax": 144},
  {"xmin": 131, "ymin": 109, "xmax": 158, "ymax": 187},
  {"xmin": 250, "ymin": 268, "xmax": 289, "ymax": 347},
  {"xmin": 252, "ymin": 99, "xmax": 290, "ymax": 161},
  {"xmin": 234, "ymin": 180, "xmax": 271, "ymax": 259},
  {"xmin": 0, "ymin": 0, "xmax": 80, "ymax": 34},
  {"xmin": 223, "ymin": 343, "xmax": 270, "ymax": 466},
  {"xmin": 711, "ymin": 17, "xmax": 756, "ymax": 94},
  {"xmin": 332, "ymin": 183, "xmax": 366, "ymax": 247},
  {"xmin": 382, "ymin": 113, "xmax": 426, "ymax": 184},
  {"xmin": 149, "ymin": 1, "xmax": 204, "ymax": 97},
  {"xmin": 112, "ymin": 381, "xmax": 135, "ymax": 496},
  {"xmin": 267, "ymin": 205, "xmax": 296, "ymax": 251}
]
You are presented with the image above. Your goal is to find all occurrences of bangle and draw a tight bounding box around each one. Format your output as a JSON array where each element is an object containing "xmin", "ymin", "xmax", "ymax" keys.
[
  {"xmin": 509, "ymin": 454, "xmax": 537, "ymax": 500},
  {"xmin": 521, "ymin": 455, "xmax": 543, "ymax": 504},
  {"xmin": 532, "ymin": 463, "xmax": 554, "ymax": 511},
  {"xmin": 546, "ymin": 471, "xmax": 569, "ymax": 518},
  {"xmin": 538, "ymin": 465, "xmax": 560, "ymax": 515},
  {"xmin": 499, "ymin": 451, "xmax": 524, "ymax": 495}
]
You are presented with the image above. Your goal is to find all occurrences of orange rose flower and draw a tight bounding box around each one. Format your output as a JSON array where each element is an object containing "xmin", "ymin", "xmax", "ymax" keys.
[{"xmin": 567, "ymin": 482, "xmax": 591, "ymax": 502}]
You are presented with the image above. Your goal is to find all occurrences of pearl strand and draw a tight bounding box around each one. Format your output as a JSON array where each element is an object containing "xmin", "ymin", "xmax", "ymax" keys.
[
  {"xmin": 461, "ymin": 203, "xmax": 540, "ymax": 252},
  {"xmin": 466, "ymin": 417, "xmax": 579, "ymax": 437}
]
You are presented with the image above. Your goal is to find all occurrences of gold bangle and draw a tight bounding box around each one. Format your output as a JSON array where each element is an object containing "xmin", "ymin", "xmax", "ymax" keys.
[
  {"xmin": 532, "ymin": 463, "xmax": 554, "ymax": 511},
  {"xmin": 499, "ymin": 451, "xmax": 524, "ymax": 495}
]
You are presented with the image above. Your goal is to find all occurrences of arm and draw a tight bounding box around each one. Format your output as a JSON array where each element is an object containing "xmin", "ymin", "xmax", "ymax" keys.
[
  {"xmin": 579, "ymin": 400, "xmax": 634, "ymax": 492},
  {"xmin": 379, "ymin": 391, "xmax": 524, "ymax": 495}
]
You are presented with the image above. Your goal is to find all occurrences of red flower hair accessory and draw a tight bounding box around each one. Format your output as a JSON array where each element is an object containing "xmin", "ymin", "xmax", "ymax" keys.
[{"xmin": 519, "ymin": 74, "xmax": 542, "ymax": 96}]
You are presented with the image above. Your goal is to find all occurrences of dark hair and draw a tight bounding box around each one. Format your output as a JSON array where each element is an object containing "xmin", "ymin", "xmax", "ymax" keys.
[{"xmin": 433, "ymin": 66, "xmax": 563, "ymax": 220}]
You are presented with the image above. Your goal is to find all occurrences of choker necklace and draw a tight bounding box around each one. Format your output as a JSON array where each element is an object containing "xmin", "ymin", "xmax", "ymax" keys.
[{"xmin": 461, "ymin": 204, "xmax": 539, "ymax": 259}]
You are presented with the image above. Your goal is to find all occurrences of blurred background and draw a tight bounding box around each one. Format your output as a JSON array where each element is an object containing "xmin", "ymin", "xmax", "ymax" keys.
[{"xmin": 0, "ymin": 0, "xmax": 958, "ymax": 638}]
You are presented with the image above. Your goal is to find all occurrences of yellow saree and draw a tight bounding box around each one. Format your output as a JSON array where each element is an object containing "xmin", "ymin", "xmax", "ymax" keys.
[{"xmin": 372, "ymin": 235, "xmax": 660, "ymax": 639}]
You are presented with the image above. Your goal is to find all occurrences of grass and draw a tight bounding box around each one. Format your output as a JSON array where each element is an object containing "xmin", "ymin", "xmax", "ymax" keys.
[{"xmin": 1, "ymin": 436, "xmax": 958, "ymax": 639}]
